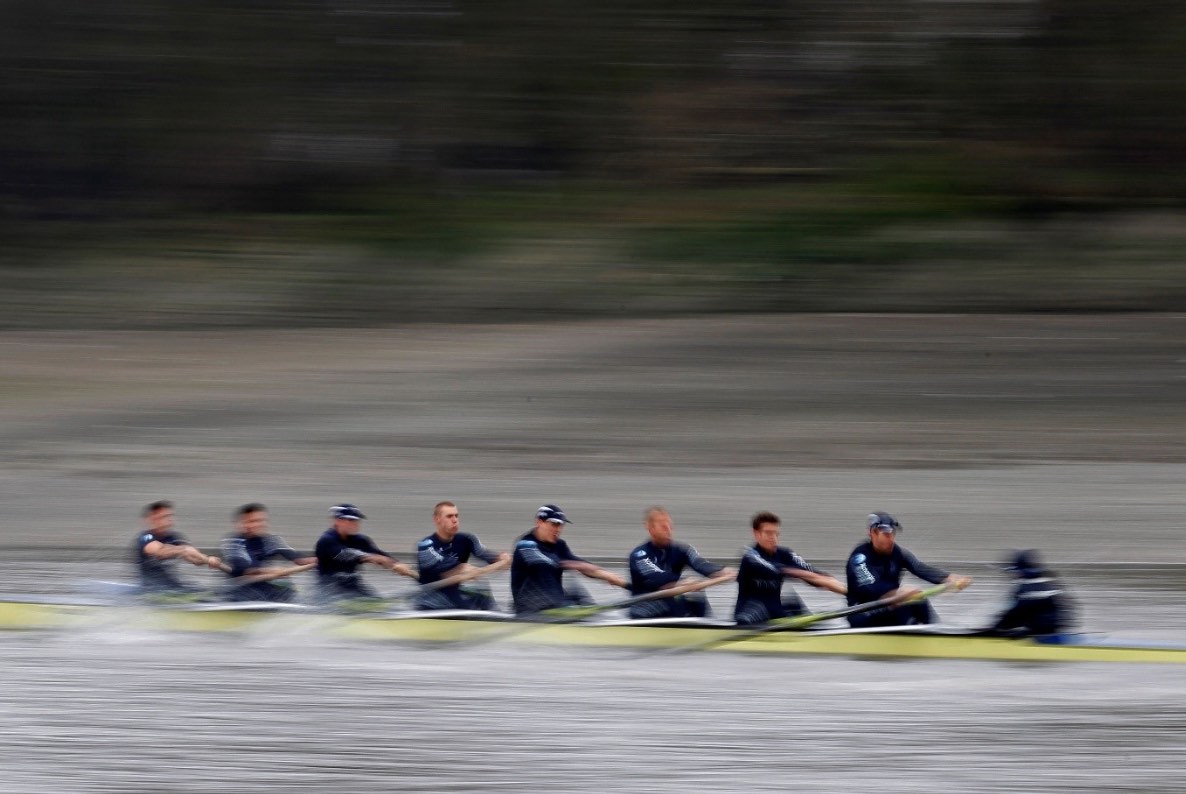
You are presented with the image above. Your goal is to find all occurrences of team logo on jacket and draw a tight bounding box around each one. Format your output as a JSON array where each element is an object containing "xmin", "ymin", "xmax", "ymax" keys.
[
  {"xmin": 633, "ymin": 549, "xmax": 647, "ymax": 557},
  {"xmin": 853, "ymin": 553, "xmax": 866, "ymax": 564}
]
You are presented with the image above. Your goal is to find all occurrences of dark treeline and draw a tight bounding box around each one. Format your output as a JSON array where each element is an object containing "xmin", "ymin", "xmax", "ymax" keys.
[
  {"xmin": 3, "ymin": 1, "xmax": 1186, "ymax": 324},
  {"xmin": 7, "ymin": 0, "xmax": 1186, "ymax": 212}
]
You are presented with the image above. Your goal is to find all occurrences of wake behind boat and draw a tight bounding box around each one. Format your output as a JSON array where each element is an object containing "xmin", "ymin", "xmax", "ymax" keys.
[{"xmin": 3, "ymin": 594, "xmax": 1186, "ymax": 664}]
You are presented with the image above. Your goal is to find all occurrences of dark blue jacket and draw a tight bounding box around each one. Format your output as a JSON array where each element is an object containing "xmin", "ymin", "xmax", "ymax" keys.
[
  {"xmin": 133, "ymin": 529, "xmax": 191, "ymax": 590},
  {"xmin": 845, "ymin": 541, "xmax": 948, "ymax": 606},
  {"xmin": 510, "ymin": 531, "xmax": 586, "ymax": 613},
  {"xmin": 220, "ymin": 533, "xmax": 305, "ymax": 577},
  {"xmin": 734, "ymin": 545, "xmax": 820, "ymax": 612},
  {"xmin": 990, "ymin": 573, "xmax": 1073, "ymax": 636},
  {"xmin": 315, "ymin": 528, "xmax": 390, "ymax": 579},
  {"xmin": 416, "ymin": 532, "xmax": 500, "ymax": 585},
  {"xmin": 628, "ymin": 540, "xmax": 723, "ymax": 596}
]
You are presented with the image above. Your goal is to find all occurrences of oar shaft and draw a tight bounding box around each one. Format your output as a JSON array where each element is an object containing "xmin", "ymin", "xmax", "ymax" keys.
[
  {"xmin": 778, "ymin": 583, "xmax": 951, "ymax": 631},
  {"xmin": 669, "ymin": 582, "xmax": 953, "ymax": 654},
  {"xmin": 229, "ymin": 562, "xmax": 316, "ymax": 586},
  {"xmin": 422, "ymin": 558, "xmax": 510, "ymax": 594},
  {"xmin": 381, "ymin": 558, "xmax": 511, "ymax": 606},
  {"xmin": 543, "ymin": 573, "xmax": 733, "ymax": 620}
]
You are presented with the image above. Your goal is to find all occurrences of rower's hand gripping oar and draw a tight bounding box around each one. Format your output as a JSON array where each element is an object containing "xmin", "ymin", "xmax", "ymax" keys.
[
  {"xmin": 396, "ymin": 557, "xmax": 511, "ymax": 602},
  {"xmin": 335, "ymin": 558, "xmax": 513, "ymax": 613},
  {"xmin": 227, "ymin": 562, "xmax": 317, "ymax": 587},
  {"xmin": 667, "ymin": 582, "xmax": 954, "ymax": 655}
]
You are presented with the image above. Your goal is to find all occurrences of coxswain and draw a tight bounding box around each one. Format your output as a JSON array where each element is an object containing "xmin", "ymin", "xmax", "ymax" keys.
[{"xmin": 985, "ymin": 549, "xmax": 1074, "ymax": 638}]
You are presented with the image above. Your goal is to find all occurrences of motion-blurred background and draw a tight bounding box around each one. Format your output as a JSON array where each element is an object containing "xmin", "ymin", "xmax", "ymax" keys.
[{"xmin": 5, "ymin": 1, "xmax": 1186, "ymax": 327}]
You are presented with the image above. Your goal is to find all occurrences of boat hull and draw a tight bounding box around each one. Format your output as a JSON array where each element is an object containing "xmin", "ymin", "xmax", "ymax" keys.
[{"xmin": 2, "ymin": 598, "xmax": 1184, "ymax": 664}]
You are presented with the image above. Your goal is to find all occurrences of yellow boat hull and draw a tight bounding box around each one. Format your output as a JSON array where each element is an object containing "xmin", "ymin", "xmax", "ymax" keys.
[{"xmin": 3, "ymin": 599, "xmax": 1184, "ymax": 664}]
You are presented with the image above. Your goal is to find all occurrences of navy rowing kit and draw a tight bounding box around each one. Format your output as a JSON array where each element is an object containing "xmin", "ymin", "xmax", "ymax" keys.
[
  {"xmin": 510, "ymin": 531, "xmax": 593, "ymax": 614},
  {"xmin": 314, "ymin": 528, "xmax": 392, "ymax": 599},
  {"xmin": 627, "ymin": 540, "xmax": 724, "ymax": 618},
  {"xmin": 733, "ymin": 545, "xmax": 820, "ymax": 625},
  {"xmin": 220, "ymin": 532, "xmax": 307, "ymax": 602},
  {"xmin": 989, "ymin": 572, "xmax": 1074, "ymax": 637},
  {"xmin": 845, "ymin": 541, "xmax": 949, "ymax": 628},
  {"xmin": 416, "ymin": 531, "xmax": 500, "ymax": 611},
  {"xmin": 133, "ymin": 529, "xmax": 199, "ymax": 592}
]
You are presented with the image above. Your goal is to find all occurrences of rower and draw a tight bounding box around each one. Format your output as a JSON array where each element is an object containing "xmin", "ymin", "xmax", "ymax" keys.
[
  {"xmin": 414, "ymin": 501, "xmax": 509, "ymax": 611},
  {"xmin": 985, "ymin": 549, "xmax": 1075, "ymax": 638},
  {"xmin": 733, "ymin": 510, "xmax": 846, "ymax": 625},
  {"xmin": 510, "ymin": 504, "xmax": 627, "ymax": 614},
  {"xmin": 314, "ymin": 503, "xmax": 417, "ymax": 602},
  {"xmin": 220, "ymin": 503, "xmax": 315, "ymax": 602},
  {"xmin": 845, "ymin": 511, "xmax": 971, "ymax": 627},
  {"xmin": 626, "ymin": 506, "xmax": 735, "ymax": 619},
  {"xmin": 133, "ymin": 500, "xmax": 224, "ymax": 594}
]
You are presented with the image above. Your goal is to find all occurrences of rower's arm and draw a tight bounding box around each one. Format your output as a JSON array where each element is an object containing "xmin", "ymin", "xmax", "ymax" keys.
[
  {"xmin": 786, "ymin": 568, "xmax": 847, "ymax": 595},
  {"xmin": 900, "ymin": 548, "xmax": 950, "ymax": 586},
  {"xmin": 684, "ymin": 544, "xmax": 726, "ymax": 579},
  {"xmin": 590, "ymin": 567, "xmax": 629, "ymax": 590},
  {"xmin": 565, "ymin": 560, "xmax": 628, "ymax": 589},
  {"xmin": 363, "ymin": 554, "xmax": 417, "ymax": 580},
  {"xmin": 390, "ymin": 560, "xmax": 418, "ymax": 580},
  {"xmin": 468, "ymin": 534, "xmax": 503, "ymax": 565},
  {"xmin": 220, "ymin": 537, "xmax": 253, "ymax": 577},
  {"xmin": 263, "ymin": 536, "xmax": 306, "ymax": 564},
  {"xmin": 144, "ymin": 539, "xmax": 213, "ymax": 567}
]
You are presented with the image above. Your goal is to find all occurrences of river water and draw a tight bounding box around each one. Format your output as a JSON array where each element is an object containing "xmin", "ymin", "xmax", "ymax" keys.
[{"xmin": 2, "ymin": 565, "xmax": 1185, "ymax": 794}]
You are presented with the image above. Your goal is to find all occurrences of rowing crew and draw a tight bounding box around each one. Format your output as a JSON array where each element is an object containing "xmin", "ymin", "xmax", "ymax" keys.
[{"xmin": 136, "ymin": 500, "xmax": 1071, "ymax": 636}]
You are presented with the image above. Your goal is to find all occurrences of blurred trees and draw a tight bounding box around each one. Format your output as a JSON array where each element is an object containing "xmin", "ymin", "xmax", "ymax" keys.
[
  {"xmin": 3, "ymin": 1, "xmax": 1186, "ymax": 323},
  {"xmin": 7, "ymin": 0, "xmax": 1186, "ymax": 214}
]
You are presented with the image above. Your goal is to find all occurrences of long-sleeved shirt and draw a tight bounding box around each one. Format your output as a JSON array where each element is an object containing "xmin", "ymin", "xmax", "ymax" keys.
[
  {"xmin": 990, "ymin": 573, "xmax": 1073, "ymax": 636},
  {"xmin": 416, "ymin": 532, "xmax": 500, "ymax": 585},
  {"xmin": 510, "ymin": 531, "xmax": 586, "ymax": 613},
  {"xmin": 845, "ymin": 541, "xmax": 949, "ymax": 606},
  {"xmin": 133, "ymin": 529, "xmax": 192, "ymax": 590},
  {"xmin": 627, "ymin": 540, "xmax": 723, "ymax": 596},
  {"xmin": 220, "ymin": 533, "xmax": 305, "ymax": 577},
  {"xmin": 734, "ymin": 545, "xmax": 820, "ymax": 608},
  {"xmin": 314, "ymin": 528, "xmax": 391, "ymax": 579}
]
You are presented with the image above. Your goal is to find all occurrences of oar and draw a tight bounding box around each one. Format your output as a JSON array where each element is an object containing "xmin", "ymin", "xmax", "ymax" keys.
[
  {"xmin": 336, "ymin": 559, "xmax": 511, "ymax": 614},
  {"xmin": 667, "ymin": 582, "xmax": 953, "ymax": 655},
  {"xmin": 445, "ymin": 573, "xmax": 734, "ymax": 649},
  {"xmin": 540, "ymin": 573, "xmax": 734, "ymax": 622},
  {"xmin": 395, "ymin": 557, "xmax": 511, "ymax": 602},
  {"xmin": 228, "ymin": 562, "xmax": 317, "ymax": 587}
]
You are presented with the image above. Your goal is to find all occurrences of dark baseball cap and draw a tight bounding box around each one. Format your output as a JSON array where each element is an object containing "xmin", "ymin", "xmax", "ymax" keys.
[
  {"xmin": 1003, "ymin": 549, "xmax": 1044, "ymax": 575},
  {"xmin": 867, "ymin": 511, "xmax": 901, "ymax": 532},
  {"xmin": 331, "ymin": 503, "xmax": 367, "ymax": 520},
  {"xmin": 535, "ymin": 504, "xmax": 572, "ymax": 524}
]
